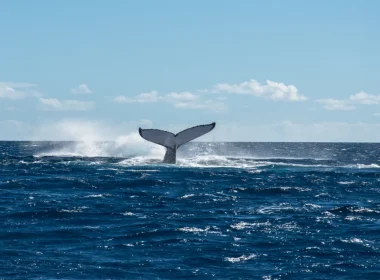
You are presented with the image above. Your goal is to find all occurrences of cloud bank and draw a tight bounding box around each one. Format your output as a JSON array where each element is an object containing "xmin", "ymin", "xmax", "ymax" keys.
[{"xmin": 2, "ymin": 119, "xmax": 380, "ymax": 142}]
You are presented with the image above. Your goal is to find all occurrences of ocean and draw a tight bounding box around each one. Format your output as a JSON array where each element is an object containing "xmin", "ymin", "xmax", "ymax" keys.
[{"xmin": 1, "ymin": 141, "xmax": 380, "ymax": 279}]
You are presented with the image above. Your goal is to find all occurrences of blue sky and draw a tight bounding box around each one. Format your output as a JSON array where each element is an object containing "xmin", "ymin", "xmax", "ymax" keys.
[{"xmin": 1, "ymin": 0, "xmax": 380, "ymax": 141}]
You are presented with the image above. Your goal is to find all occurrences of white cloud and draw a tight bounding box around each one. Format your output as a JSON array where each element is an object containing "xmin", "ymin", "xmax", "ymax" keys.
[
  {"xmin": 39, "ymin": 98, "xmax": 95, "ymax": 111},
  {"xmin": 0, "ymin": 86, "xmax": 25, "ymax": 99},
  {"xmin": 71, "ymin": 84, "xmax": 92, "ymax": 94},
  {"xmin": 210, "ymin": 79, "xmax": 307, "ymax": 101},
  {"xmin": 315, "ymin": 99, "xmax": 356, "ymax": 111},
  {"xmin": 0, "ymin": 82, "xmax": 39, "ymax": 100},
  {"xmin": 174, "ymin": 100, "xmax": 227, "ymax": 112},
  {"xmin": 114, "ymin": 90, "xmax": 226, "ymax": 112},
  {"xmin": 373, "ymin": 113, "xmax": 380, "ymax": 116},
  {"xmin": 113, "ymin": 78, "xmax": 305, "ymax": 111},
  {"xmin": 349, "ymin": 91, "xmax": 380, "ymax": 105},
  {"xmin": 164, "ymin": 91, "xmax": 226, "ymax": 111},
  {"xmin": 165, "ymin": 92, "xmax": 199, "ymax": 102},
  {"xmin": 114, "ymin": 91, "xmax": 160, "ymax": 103},
  {"xmin": 316, "ymin": 90, "xmax": 380, "ymax": 111}
]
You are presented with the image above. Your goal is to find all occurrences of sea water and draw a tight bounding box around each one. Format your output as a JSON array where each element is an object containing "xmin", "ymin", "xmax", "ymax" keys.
[{"xmin": 1, "ymin": 141, "xmax": 380, "ymax": 279}]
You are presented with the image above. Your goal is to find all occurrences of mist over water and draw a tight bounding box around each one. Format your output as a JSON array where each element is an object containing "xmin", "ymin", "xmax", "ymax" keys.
[
  {"xmin": 36, "ymin": 133, "xmax": 165, "ymax": 158},
  {"xmin": 1, "ymin": 141, "xmax": 380, "ymax": 279},
  {"xmin": 32, "ymin": 120, "xmax": 165, "ymax": 158},
  {"xmin": 33, "ymin": 140, "xmax": 380, "ymax": 169}
]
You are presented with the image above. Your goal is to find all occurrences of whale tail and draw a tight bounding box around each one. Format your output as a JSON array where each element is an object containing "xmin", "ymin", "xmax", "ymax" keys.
[{"xmin": 139, "ymin": 122, "xmax": 216, "ymax": 164}]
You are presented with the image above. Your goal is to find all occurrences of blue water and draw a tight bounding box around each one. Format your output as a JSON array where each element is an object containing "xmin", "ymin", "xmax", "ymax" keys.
[{"xmin": 1, "ymin": 141, "xmax": 380, "ymax": 279}]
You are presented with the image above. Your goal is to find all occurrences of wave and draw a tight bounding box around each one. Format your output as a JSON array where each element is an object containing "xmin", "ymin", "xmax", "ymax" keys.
[
  {"xmin": 175, "ymin": 156, "xmax": 333, "ymax": 169},
  {"xmin": 31, "ymin": 151, "xmax": 380, "ymax": 170},
  {"xmin": 350, "ymin": 163, "xmax": 380, "ymax": 169},
  {"xmin": 224, "ymin": 254, "xmax": 256, "ymax": 263},
  {"xmin": 29, "ymin": 139, "xmax": 380, "ymax": 169},
  {"xmin": 114, "ymin": 155, "xmax": 332, "ymax": 169}
]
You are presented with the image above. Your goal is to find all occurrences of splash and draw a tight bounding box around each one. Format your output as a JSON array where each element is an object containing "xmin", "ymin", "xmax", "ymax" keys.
[
  {"xmin": 33, "ymin": 120, "xmax": 164, "ymax": 158},
  {"xmin": 37, "ymin": 133, "xmax": 165, "ymax": 158}
]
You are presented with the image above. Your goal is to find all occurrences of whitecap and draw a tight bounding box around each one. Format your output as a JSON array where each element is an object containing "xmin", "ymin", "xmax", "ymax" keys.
[
  {"xmin": 127, "ymin": 169, "xmax": 160, "ymax": 172},
  {"xmin": 84, "ymin": 194, "xmax": 104, "ymax": 198},
  {"xmin": 338, "ymin": 181, "xmax": 355, "ymax": 185},
  {"xmin": 304, "ymin": 203, "xmax": 321, "ymax": 209},
  {"xmin": 117, "ymin": 157, "xmax": 161, "ymax": 166},
  {"xmin": 177, "ymin": 226, "xmax": 223, "ymax": 235},
  {"xmin": 84, "ymin": 226, "xmax": 100, "ymax": 229},
  {"xmin": 306, "ymin": 246, "xmax": 321, "ymax": 250},
  {"xmin": 177, "ymin": 227, "xmax": 207, "ymax": 233},
  {"xmin": 179, "ymin": 194, "xmax": 195, "ymax": 199},
  {"xmin": 224, "ymin": 254, "xmax": 256, "ymax": 263},
  {"xmin": 340, "ymin": 237, "xmax": 373, "ymax": 248},
  {"xmin": 344, "ymin": 163, "xmax": 380, "ymax": 169},
  {"xmin": 344, "ymin": 216, "xmax": 362, "ymax": 221},
  {"xmin": 353, "ymin": 207, "xmax": 379, "ymax": 214},
  {"xmin": 60, "ymin": 206, "xmax": 89, "ymax": 213},
  {"xmin": 122, "ymin": 212, "xmax": 135, "ymax": 216},
  {"xmin": 257, "ymin": 204, "xmax": 295, "ymax": 214},
  {"xmin": 230, "ymin": 221, "xmax": 271, "ymax": 230}
]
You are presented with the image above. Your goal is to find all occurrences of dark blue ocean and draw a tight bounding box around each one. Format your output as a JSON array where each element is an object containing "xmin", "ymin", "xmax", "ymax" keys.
[{"xmin": 1, "ymin": 141, "xmax": 380, "ymax": 279}]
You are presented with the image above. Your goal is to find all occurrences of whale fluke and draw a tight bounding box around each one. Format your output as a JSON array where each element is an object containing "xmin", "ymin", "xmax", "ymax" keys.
[{"xmin": 139, "ymin": 122, "xmax": 216, "ymax": 164}]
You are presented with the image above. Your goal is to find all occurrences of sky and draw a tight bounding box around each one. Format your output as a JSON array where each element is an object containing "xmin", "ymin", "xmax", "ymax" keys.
[{"xmin": 1, "ymin": 0, "xmax": 380, "ymax": 141}]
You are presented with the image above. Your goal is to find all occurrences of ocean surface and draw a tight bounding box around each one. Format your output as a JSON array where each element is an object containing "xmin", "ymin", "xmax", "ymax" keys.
[{"xmin": 1, "ymin": 141, "xmax": 380, "ymax": 279}]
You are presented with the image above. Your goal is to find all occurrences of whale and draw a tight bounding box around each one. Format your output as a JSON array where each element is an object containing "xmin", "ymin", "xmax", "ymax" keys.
[{"xmin": 139, "ymin": 122, "xmax": 216, "ymax": 164}]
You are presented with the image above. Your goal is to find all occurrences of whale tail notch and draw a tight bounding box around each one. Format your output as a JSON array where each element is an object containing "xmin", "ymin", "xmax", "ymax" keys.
[{"xmin": 139, "ymin": 122, "xmax": 216, "ymax": 164}]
